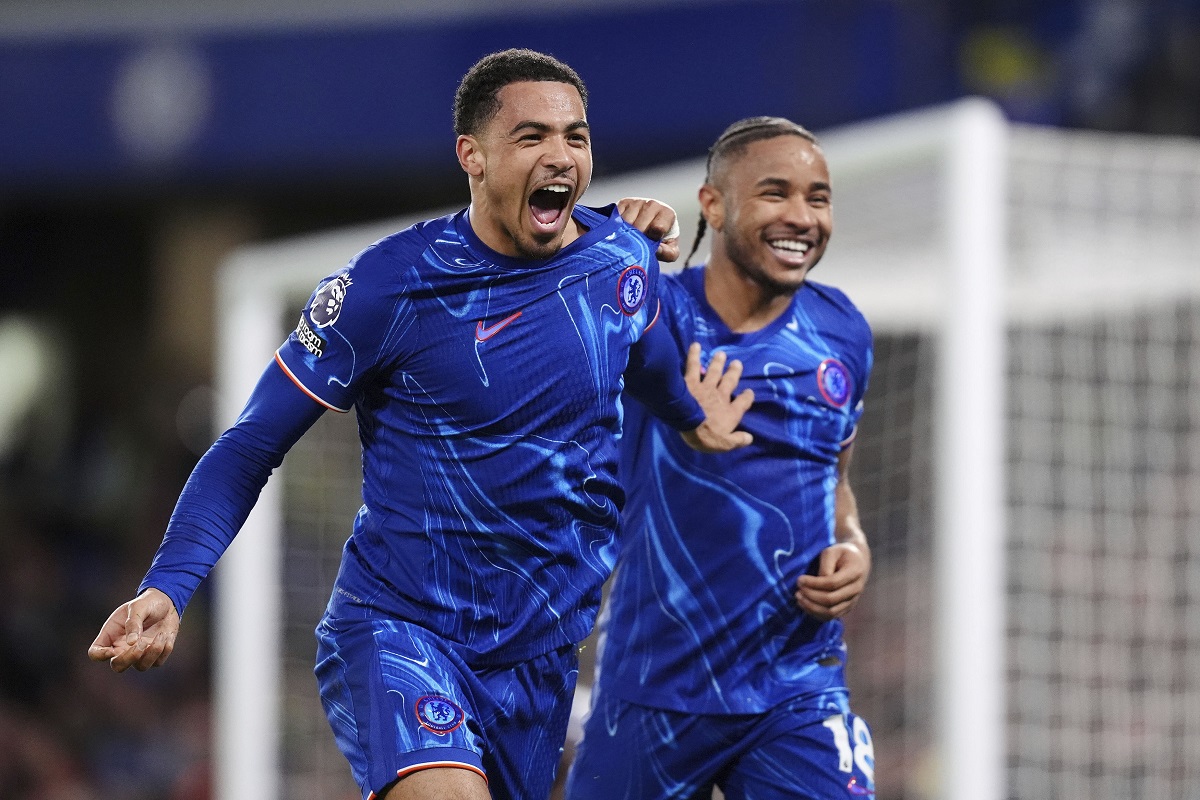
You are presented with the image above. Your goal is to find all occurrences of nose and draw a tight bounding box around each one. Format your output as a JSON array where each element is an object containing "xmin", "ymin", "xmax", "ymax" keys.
[
  {"xmin": 541, "ymin": 135, "xmax": 573, "ymax": 171},
  {"xmin": 782, "ymin": 196, "xmax": 818, "ymax": 229}
]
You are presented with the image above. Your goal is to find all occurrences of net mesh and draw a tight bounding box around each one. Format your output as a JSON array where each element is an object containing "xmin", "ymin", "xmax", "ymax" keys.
[
  {"xmin": 1006, "ymin": 303, "xmax": 1200, "ymax": 800},
  {"xmin": 279, "ymin": 397, "xmax": 361, "ymax": 800},
  {"xmin": 1001, "ymin": 125, "xmax": 1200, "ymax": 800}
]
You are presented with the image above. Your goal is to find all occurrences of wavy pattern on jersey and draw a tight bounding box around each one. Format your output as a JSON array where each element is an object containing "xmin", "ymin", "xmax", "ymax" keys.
[
  {"xmin": 599, "ymin": 266, "xmax": 873, "ymax": 714},
  {"xmin": 570, "ymin": 683, "xmax": 870, "ymax": 800},
  {"xmin": 298, "ymin": 207, "xmax": 660, "ymax": 666}
]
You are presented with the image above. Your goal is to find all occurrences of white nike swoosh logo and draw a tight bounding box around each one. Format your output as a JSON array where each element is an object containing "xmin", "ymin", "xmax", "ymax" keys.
[
  {"xmin": 475, "ymin": 311, "xmax": 523, "ymax": 342},
  {"xmin": 397, "ymin": 653, "xmax": 430, "ymax": 667}
]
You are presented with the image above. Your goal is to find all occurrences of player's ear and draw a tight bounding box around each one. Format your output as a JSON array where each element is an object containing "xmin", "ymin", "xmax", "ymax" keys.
[
  {"xmin": 457, "ymin": 135, "xmax": 484, "ymax": 177},
  {"xmin": 698, "ymin": 183, "xmax": 724, "ymax": 232}
]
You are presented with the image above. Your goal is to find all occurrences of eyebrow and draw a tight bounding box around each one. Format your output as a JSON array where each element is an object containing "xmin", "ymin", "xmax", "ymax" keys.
[{"xmin": 508, "ymin": 119, "xmax": 590, "ymax": 136}]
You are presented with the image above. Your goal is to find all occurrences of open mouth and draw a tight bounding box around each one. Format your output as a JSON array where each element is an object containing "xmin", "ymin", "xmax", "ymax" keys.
[{"xmin": 529, "ymin": 184, "xmax": 572, "ymax": 230}]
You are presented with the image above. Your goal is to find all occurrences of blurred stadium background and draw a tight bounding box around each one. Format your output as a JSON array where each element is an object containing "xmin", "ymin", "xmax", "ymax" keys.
[{"xmin": 2, "ymin": 1, "xmax": 1199, "ymax": 799}]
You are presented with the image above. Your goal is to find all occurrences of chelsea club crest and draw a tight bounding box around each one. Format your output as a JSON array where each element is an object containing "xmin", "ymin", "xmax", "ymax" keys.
[
  {"xmin": 617, "ymin": 265, "xmax": 647, "ymax": 315},
  {"xmin": 817, "ymin": 358, "xmax": 852, "ymax": 408},
  {"xmin": 415, "ymin": 695, "xmax": 465, "ymax": 735}
]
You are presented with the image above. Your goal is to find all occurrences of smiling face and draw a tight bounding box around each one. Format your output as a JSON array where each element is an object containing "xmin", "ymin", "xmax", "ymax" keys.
[
  {"xmin": 456, "ymin": 80, "xmax": 592, "ymax": 260},
  {"xmin": 701, "ymin": 134, "xmax": 832, "ymax": 294}
]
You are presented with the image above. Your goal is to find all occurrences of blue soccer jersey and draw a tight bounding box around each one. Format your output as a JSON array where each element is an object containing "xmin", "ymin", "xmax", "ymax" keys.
[
  {"xmin": 274, "ymin": 204, "xmax": 666, "ymax": 665},
  {"xmin": 138, "ymin": 204, "xmax": 696, "ymax": 676},
  {"xmin": 597, "ymin": 265, "xmax": 873, "ymax": 714}
]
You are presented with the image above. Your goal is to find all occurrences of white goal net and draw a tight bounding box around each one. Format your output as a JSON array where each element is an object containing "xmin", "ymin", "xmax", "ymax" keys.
[{"xmin": 213, "ymin": 100, "xmax": 1200, "ymax": 800}]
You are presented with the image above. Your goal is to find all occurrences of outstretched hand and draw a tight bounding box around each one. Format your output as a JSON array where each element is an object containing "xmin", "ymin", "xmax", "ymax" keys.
[
  {"xmin": 795, "ymin": 542, "xmax": 870, "ymax": 622},
  {"xmin": 681, "ymin": 343, "xmax": 754, "ymax": 453},
  {"xmin": 88, "ymin": 587, "xmax": 180, "ymax": 673},
  {"xmin": 617, "ymin": 197, "xmax": 681, "ymax": 263}
]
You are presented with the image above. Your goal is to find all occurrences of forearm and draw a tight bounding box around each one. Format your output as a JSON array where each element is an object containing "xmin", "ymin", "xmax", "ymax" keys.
[
  {"xmin": 139, "ymin": 431, "xmax": 283, "ymax": 616},
  {"xmin": 833, "ymin": 444, "xmax": 870, "ymax": 568},
  {"xmin": 139, "ymin": 362, "xmax": 324, "ymax": 616},
  {"xmin": 624, "ymin": 312, "xmax": 705, "ymax": 431}
]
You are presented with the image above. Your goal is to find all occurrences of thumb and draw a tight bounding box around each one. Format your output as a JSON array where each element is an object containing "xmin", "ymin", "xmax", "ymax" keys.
[
  {"xmin": 125, "ymin": 603, "xmax": 144, "ymax": 646},
  {"xmin": 818, "ymin": 546, "xmax": 842, "ymax": 577}
]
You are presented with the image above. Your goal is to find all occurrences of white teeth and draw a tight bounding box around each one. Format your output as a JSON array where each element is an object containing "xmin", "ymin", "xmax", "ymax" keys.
[
  {"xmin": 770, "ymin": 240, "xmax": 809, "ymax": 253},
  {"xmin": 542, "ymin": 185, "xmax": 569, "ymax": 193}
]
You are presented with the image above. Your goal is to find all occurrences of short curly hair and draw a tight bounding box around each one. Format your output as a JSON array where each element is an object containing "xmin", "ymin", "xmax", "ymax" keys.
[{"xmin": 453, "ymin": 48, "xmax": 589, "ymax": 136}]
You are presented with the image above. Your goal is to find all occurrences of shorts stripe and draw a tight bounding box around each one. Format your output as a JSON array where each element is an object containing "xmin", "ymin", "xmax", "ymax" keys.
[{"xmin": 365, "ymin": 758, "xmax": 488, "ymax": 800}]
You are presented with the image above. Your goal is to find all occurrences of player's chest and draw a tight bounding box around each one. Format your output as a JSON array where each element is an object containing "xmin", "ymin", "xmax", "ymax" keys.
[
  {"xmin": 694, "ymin": 328, "xmax": 858, "ymax": 452},
  {"xmin": 397, "ymin": 267, "xmax": 652, "ymax": 415}
]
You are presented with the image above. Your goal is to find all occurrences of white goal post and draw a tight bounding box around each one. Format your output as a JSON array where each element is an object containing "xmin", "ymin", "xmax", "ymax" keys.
[{"xmin": 213, "ymin": 98, "xmax": 1200, "ymax": 800}]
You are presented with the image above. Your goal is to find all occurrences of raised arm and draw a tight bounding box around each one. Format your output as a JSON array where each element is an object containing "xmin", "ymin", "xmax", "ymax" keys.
[{"xmin": 794, "ymin": 443, "xmax": 871, "ymax": 621}]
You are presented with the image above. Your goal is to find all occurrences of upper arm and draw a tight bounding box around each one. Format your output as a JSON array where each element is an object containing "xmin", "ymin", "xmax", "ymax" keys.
[{"xmin": 274, "ymin": 246, "xmax": 415, "ymax": 412}]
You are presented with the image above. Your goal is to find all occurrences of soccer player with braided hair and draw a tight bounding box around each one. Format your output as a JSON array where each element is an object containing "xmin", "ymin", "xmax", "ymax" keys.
[{"xmin": 567, "ymin": 116, "xmax": 876, "ymax": 799}]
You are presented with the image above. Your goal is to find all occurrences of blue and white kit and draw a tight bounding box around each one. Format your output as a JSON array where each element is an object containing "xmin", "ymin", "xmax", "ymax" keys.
[
  {"xmin": 569, "ymin": 264, "xmax": 876, "ymax": 800},
  {"xmin": 137, "ymin": 205, "xmax": 703, "ymax": 800}
]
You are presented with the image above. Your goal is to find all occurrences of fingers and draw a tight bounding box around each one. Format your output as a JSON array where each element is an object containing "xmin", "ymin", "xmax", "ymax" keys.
[
  {"xmin": 88, "ymin": 604, "xmax": 129, "ymax": 663},
  {"xmin": 811, "ymin": 545, "xmax": 846, "ymax": 579},
  {"xmin": 702, "ymin": 349, "xmax": 726, "ymax": 383},
  {"xmin": 125, "ymin": 603, "xmax": 144, "ymax": 647},
  {"xmin": 796, "ymin": 577, "xmax": 862, "ymax": 605},
  {"xmin": 716, "ymin": 356, "xmax": 743, "ymax": 395},
  {"xmin": 795, "ymin": 592, "xmax": 856, "ymax": 621},
  {"xmin": 617, "ymin": 197, "xmax": 678, "ymax": 242},
  {"xmin": 617, "ymin": 198, "xmax": 658, "ymax": 235},
  {"xmin": 732, "ymin": 388, "xmax": 755, "ymax": 415},
  {"xmin": 90, "ymin": 589, "xmax": 181, "ymax": 673},
  {"xmin": 795, "ymin": 583, "xmax": 861, "ymax": 619},
  {"xmin": 796, "ymin": 566, "xmax": 867, "ymax": 621},
  {"xmin": 655, "ymin": 239, "xmax": 681, "ymax": 263},
  {"xmin": 107, "ymin": 628, "xmax": 177, "ymax": 673},
  {"xmin": 123, "ymin": 626, "xmax": 172, "ymax": 672},
  {"xmin": 88, "ymin": 643, "xmax": 117, "ymax": 662},
  {"xmin": 728, "ymin": 429, "xmax": 754, "ymax": 448},
  {"xmin": 684, "ymin": 342, "xmax": 703, "ymax": 384},
  {"xmin": 681, "ymin": 344, "xmax": 755, "ymax": 453}
]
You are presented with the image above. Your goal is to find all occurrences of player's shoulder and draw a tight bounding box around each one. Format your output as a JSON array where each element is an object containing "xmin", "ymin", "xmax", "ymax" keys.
[
  {"xmin": 374, "ymin": 212, "xmax": 457, "ymax": 263},
  {"xmin": 802, "ymin": 279, "xmax": 870, "ymax": 331},
  {"xmin": 658, "ymin": 264, "xmax": 701, "ymax": 304},
  {"xmin": 577, "ymin": 203, "xmax": 657, "ymax": 254},
  {"xmin": 341, "ymin": 212, "xmax": 458, "ymax": 283}
]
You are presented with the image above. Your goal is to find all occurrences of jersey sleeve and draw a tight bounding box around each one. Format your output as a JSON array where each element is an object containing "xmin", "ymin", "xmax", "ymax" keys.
[
  {"xmin": 138, "ymin": 361, "xmax": 326, "ymax": 616},
  {"xmin": 624, "ymin": 306, "xmax": 706, "ymax": 431},
  {"xmin": 840, "ymin": 311, "xmax": 875, "ymax": 448},
  {"xmin": 622, "ymin": 268, "xmax": 706, "ymax": 431},
  {"xmin": 275, "ymin": 243, "xmax": 415, "ymax": 412}
]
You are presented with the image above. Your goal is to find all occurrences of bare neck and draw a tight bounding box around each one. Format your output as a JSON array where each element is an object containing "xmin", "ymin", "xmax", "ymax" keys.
[{"xmin": 703, "ymin": 258, "xmax": 796, "ymax": 334}]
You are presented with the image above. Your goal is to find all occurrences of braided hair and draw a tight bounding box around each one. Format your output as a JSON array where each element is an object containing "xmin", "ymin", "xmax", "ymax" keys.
[{"xmin": 684, "ymin": 116, "xmax": 818, "ymax": 267}]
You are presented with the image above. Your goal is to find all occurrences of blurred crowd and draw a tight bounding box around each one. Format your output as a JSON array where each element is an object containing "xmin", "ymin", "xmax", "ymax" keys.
[
  {"xmin": 2, "ymin": 0, "xmax": 1200, "ymax": 797},
  {"xmin": 946, "ymin": 0, "xmax": 1200, "ymax": 133},
  {"xmin": 0, "ymin": 316, "xmax": 212, "ymax": 800}
]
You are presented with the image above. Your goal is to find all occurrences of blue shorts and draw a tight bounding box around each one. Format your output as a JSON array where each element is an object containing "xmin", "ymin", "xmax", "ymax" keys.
[
  {"xmin": 566, "ymin": 688, "xmax": 875, "ymax": 800},
  {"xmin": 315, "ymin": 613, "xmax": 578, "ymax": 800}
]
